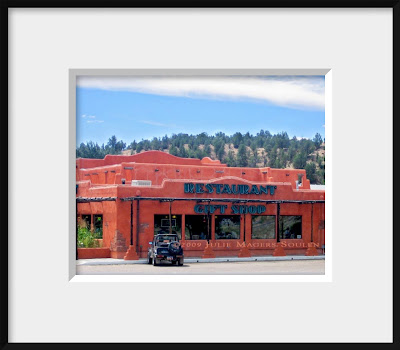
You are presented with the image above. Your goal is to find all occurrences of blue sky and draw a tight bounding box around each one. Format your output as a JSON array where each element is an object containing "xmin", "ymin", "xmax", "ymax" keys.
[{"xmin": 76, "ymin": 75, "xmax": 325, "ymax": 147}]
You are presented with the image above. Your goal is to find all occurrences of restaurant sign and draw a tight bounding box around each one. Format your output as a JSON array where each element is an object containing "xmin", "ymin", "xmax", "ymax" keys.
[
  {"xmin": 194, "ymin": 204, "xmax": 266, "ymax": 215},
  {"xmin": 184, "ymin": 183, "xmax": 277, "ymax": 195},
  {"xmin": 184, "ymin": 183, "xmax": 277, "ymax": 215}
]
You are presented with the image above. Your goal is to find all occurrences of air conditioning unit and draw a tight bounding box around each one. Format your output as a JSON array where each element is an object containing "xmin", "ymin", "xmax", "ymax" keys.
[{"xmin": 131, "ymin": 180, "xmax": 152, "ymax": 187}]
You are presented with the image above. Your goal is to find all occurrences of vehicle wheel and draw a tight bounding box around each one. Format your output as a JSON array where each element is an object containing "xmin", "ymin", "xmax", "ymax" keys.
[
  {"xmin": 178, "ymin": 258, "xmax": 184, "ymax": 266},
  {"xmin": 153, "ymin": 257, "xmax": 158, "ymax": 266}
]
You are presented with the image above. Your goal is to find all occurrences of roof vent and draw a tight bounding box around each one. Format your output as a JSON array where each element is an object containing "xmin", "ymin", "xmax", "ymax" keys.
[{"xmin": 131, "ymin": 180, "xmax": 152, "ymax": 187}]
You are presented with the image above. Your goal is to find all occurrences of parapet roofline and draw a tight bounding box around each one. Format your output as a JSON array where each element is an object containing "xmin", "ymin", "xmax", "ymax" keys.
[
  {"xmin": 77, "ymin": 150, "xmax": 225, "ymax": 167},
  {"xmin": 77, "ymin": 160, "xmax": 307, "ymax": 174},
  {"xmin": 78, "ymin": 161, "xmax": 229, "ymax": 172}
]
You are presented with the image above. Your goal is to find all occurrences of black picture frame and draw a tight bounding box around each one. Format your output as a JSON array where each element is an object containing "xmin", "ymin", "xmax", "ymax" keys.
[{"xmin": 2, "ymin": 2, "xmax": 397, "ymax": 348}]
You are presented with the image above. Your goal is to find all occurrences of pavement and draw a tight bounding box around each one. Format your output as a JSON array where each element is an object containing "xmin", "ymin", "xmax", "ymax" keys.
[{"xmin": 77, "ymin": 255, "xmax": 325, "ymax": 266}]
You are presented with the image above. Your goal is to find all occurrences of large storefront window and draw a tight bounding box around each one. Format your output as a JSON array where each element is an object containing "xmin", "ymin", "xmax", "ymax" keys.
[
  {"xmin": 154, "ymin": 215, "xmax": 182, "ymax": 239},
  {"xmin": 215, "ymin": 215, "xmax": 240, "ymax": 239},
  {"xmin": 185, "ymin": 215, "xmax": 211, "ymax": 240},
  {"xmin": 252, "ymin": 215, "xmax": 275, "ymax": 239},
  {"xmin": 279, "ymin": 215, "xmax": 302, "ymax": 239}
]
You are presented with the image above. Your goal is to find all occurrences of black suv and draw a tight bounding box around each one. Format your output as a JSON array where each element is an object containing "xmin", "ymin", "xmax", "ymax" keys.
[{"xmin": 148, "ymin": 233, "xmax": 184, "ymax": 266}]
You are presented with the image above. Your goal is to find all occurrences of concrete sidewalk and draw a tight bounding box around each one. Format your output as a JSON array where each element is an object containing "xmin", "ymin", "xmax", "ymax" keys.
[{"xmin": 76, "ymin": 255, "xmax": 325, "ymax": 266}]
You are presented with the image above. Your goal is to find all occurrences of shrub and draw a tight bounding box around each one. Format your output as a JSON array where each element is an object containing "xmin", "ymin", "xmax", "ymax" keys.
[{"xmin": 77, "ymin": 226, "xmax": 100, "ymax": 248}]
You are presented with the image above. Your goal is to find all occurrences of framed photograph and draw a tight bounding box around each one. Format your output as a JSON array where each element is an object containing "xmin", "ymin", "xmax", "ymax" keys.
[{"xmin": 5, "ymin": 4, "xmax": 396, "ymax": 345}]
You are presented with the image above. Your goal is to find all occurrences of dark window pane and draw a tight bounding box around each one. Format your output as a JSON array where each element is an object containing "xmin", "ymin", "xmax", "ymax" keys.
[
  {"xmin": 93, "ymin": 214, "xmax": 103, "ymax": 239},
  {"xmin": 215, "ymin": 215, "xmax": 240, "ymax": 240},
  {"xmin": 154, "ymin": 215, "xmax": 182, "ymax": 239},
  {"xmin": 185, "ymin": 215, "xmax": 211, "ymax": 240},
  {"xmin": 252, "ymin": 215, "xmax": 275, "ymax": 239},
  {"xmin": 279, "ymin": 216, "xmax": 302, "ymax": 239},
  {"xmin": 81, "ymin": 214, "xmax": 91, "ymax": 230}
]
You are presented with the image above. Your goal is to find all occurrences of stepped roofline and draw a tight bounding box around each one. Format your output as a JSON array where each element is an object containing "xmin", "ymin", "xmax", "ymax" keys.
[{"xmin": 76, "ymin": 150, "xmax": 225, "ymax": 169}]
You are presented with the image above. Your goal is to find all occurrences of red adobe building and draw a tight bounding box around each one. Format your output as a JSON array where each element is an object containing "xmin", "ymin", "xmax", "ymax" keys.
[{"xmin": 76, "ymin": 151, "xmax": 325, "ymax": 260}]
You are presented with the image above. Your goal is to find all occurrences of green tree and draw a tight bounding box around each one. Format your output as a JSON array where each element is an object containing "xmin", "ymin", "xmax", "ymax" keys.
[
  {"xmin": 169, "ymin": 145, "xmax": 179, "ymax": 156},
  {"xmin": 76, "ymin": 141, "xmax": 106, "ymax": 159},
  {"xmin": 226, "ymin": 150, "xmax": 236, "ymax": 167},
  {"xmin": 280, "ymin": 151, "xmax": 288, "ymax": 168},
  {"xmin": 204, "ymin": 144, "xmax": 212, "ymax": 157},
  {"xmin": 106, "ymin": 135, "xmax": 126, "ymax": 154},
  {"xmin": 161, "ymin": 135, "xmax": 169, "ymax": 149},
  {"xmin": 313, "ymin": 133, "xmax": 323, "ymax": 148},
  {"xmin": 248, "ymin": 155, "xmax": 258, "ymax": 167},
  {"xmin": 214, "ymin": 139, "xmax": 225, "ymax": 161},
  {"xmin": 268, "ymin": 146, "xmax": 278, "ymax": 168},
  {"xmin": 231, "ymin": 132, "xmax": 243, "ymax": 148},
  {"xmin": 317, "ymin": 168, "xmax": 325, "ymax": 185},
  {"xmin": 178, "ymin": 146, "xmax": 187, "ymax": 158},
  {"xmin": 130, "ymin": 140, "xmax": 137, "ymax": 152},
  {"xmin": 150, "ymin": 137, "xmax": 161, "ymax": 150},
  {"xmin": 305, "ymin": 162, "xmax": 318, "ymax": 183},
  {"xmin": 237, "ymin": 144, "xmax": 248, "ymax": 167},
  {"xmin": 293, "ymin": 151, "xmax": 307, "ymax": 169},
  {"xmin": 250, "ymin": 140, "xmax": 258, "ymax": 155},
  {"xmin": 261, "ymin": 150, "xmax": 267, "ymax": 167},
  {"xmin": 136, "ymin": 142, "xmax": 143, "ymax": 153}
]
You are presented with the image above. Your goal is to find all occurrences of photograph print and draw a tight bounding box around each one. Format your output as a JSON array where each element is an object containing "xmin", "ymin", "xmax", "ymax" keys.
[{"xmin": 75, "ymin": 74, "xmax": 326, "ymax": 275}]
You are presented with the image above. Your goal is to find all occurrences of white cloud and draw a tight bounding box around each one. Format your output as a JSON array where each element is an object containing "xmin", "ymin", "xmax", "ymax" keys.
[
  {"xmin": 140, "ymin": 120, "xmax": 175, "ymax": 127},
  {"xmin": 82, "ymin": 114, "xmax": 103, "ymax": 123},
  {"xmin": 86, "ymin": 120, "xmax": 104, "ymax": 124},
  {"xmin": 77, "ymin": 75, "xmax": 325, "ymax": 111}
]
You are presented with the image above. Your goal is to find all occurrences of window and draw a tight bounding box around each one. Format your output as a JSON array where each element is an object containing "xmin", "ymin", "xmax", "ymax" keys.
[
  {"xmin": 161, "ymin": 218, "xmax": 176, "ymax": 228},
  {"xmin": 185, "ymin": 215, "xmax": 211, "ymax": 240},
  {"xmin": 215, "ymin": 215, "xmax": 240, "ymax": 239},
  {"xmin": 93, "ymin": 214, "xmax": 103, "ymax": 239},
  {"xmin": 252, "ymin": 215, "xmax": 275, "ymax": 239},
  {"xmin": 81, "ymin": 214, "xmax": 91, "ymax": 230},
  {"xmin": 154, "ymin": 215, "xmax": 182, "ymax": 239},
  {"xmin": 279, "ymin": 215, "xmax": 302, "ymax": 239}
]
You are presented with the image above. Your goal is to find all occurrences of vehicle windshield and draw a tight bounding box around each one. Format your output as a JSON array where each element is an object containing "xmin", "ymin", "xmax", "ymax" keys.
[{"xmin": 156, "ymin": 235, "xmax": 178, "ymax": 243}]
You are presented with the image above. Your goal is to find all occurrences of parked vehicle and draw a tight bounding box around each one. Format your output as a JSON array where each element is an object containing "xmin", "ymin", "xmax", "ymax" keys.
[{"xmin": 148, "ymin": 233, "xmax": 184, "ymax": 266}]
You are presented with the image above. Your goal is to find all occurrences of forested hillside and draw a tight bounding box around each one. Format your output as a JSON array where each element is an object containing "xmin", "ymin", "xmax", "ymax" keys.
[{"xmin": 76, "ymin": 130, "xmax": 325, "ymax": 184}]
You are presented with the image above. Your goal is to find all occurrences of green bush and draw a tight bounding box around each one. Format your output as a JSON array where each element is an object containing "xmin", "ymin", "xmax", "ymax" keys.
[{"xmin": 77, "ymin": 226, "xmax": 101, "ymax": 248}]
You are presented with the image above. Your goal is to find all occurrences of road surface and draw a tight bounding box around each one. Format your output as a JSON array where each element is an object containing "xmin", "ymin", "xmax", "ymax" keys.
[{"xmin": 76, "ymin": 259, "xmax": 324, "ymax": 275}]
